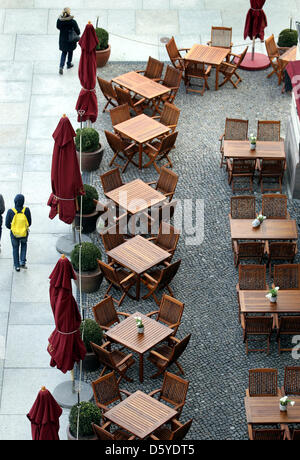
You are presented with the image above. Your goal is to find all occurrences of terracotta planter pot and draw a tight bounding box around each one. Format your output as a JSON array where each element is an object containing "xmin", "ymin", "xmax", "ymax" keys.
[
  {"xmin": 67, "ymin": 424, "xmax": 97, "ymax": 441},
  {"xmin": 96, "ymin": 45, "xmax": 111, "ymax": 67},
  {"xmin": 75, "ymin": 209, "xmax": 102, "ymax": 234},
  {"xmin": 74, "ymin": 266, "xmax": 103, "ymax": 293},
  {"xmin": 82, "ymin": 351, "xmax": 100, "ymax": 372},
  {"xmin": 76, "ymin": 144, "xmax": 104, "ymax": 172}
]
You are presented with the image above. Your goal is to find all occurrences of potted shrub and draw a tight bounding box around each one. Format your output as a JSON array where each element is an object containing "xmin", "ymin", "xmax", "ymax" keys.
[
  {"xmin": 80, "ymin": 319, "xmax": 103, "ymax": 372},
  {"xmin": 75, "ymin": 184, "xmax": 101, "ymax": 234},
  {"xmin": 71, "ymin": 242, "xmax": 102, "ymax": 293},
  {"xmin": 277, "ymin": 28, "xmax": 298, "ymax": 53},
  {"xmin": 75, "ymin": 127, "xmax": 103, "ymax": 172},
  {"xmin": 95, "ymin": 18, "xmax": 110, "ymax": 67},
  {"xmin": 67, "ymin": 401, "xmax": 101, "ymax": 440}
]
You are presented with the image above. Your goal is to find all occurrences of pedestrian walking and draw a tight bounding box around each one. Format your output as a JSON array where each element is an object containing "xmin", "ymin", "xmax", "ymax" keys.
[
  {"xmin": 5, "ymin": 194, "xmax": 31, "ymax": 272},
  {"xmin": 0, "ymin": 193, "xmax": 5, "ymax": 252},
  {"xmin": 56, "ymin": 7, "xmax": 80, "ymax": 75}
]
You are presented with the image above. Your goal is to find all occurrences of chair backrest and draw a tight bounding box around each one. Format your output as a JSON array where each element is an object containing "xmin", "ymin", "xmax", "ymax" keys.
[
  {"xmin": 156, "ymin": 166, "xmax": 179, "ymax": 196},
  {"xmin": 161, "ymin": 371, "xmax": 189, "ymax": 407},
  {"xmin": 268, "ymin": 242, "xmax": 297, "ymax": 259},
  {"xmin": 170, "ymin": 419, "xmax": 193, "ymax": 441},
  {"xmin": 170, "ymin": 334, "xmax": 191, "ymax": 365},
  {"xmin": 252, "ymin": 429, "xmax": 285, "ymax": 441},
  {"xmin": 248, "ymin": 368, "xmax": 278, "ymax": 396},
  {"xmin": 238, "ymin": 265, "xmax": 266, "ymax": 290},
  {"xmin": 274, "ymin": 264, "xmax": 300, "ymax": 289},
  {"xmin": 261, "ymin": 194, "xmax": 287, "ymax": 218},
  {"xmin": 158, "ymin": 131, "xmax": 178, "ymax": 154},
  {"xmin": 110, "ymin": 104, "xmax": 131, "ymax": 126},
  {"xmin": 265, "ymin": 34, "xmax": 279, "ymax": 59},
  {"xmin": 235, "ymin": 47, "xmax": 248, "ymax": 68},
  {"xmin": 144, "ymin": 56, "xmax": 164, "ymax": 80},
  {"xmin": 278, "ymin": 316, "xmax": 300, "ymax": 334},
  {"xmin": 92, "ymin": 296, "xmax": 119, "ymax": 329},
  {"xmin": 230, "ymin": 196, "xmax": 256, "ymax": 219},
  {"xmin": 92, "ymin": 423, "xmax": 115, "ymax": 440},
  {"xmin": 157, "ymin": 259, "xmax": 181, "ymax": 289},
  {"xmin": 91, "ymin": 370, "xmax": 121, "ymax": 406},
  {"xmin": 156, "ymin": 222, "xmax": 180, "ymax": 255},
  {"xmin": 211, "ymin": 26, "xmax": 232, "ymax": 48},
  {"xmin": 158, "ymin": 294, "xmax": 184, "ymax": 331},
  {"xmin": 292, "ymin": 429, "xmax": 300, "ymax": 440},
  {"xmin": 150, "ymin": 200, "xmax": 178, "ymax": 230},
  {"xmin": 105, "ymin": 129, "xmax": 124, "ymax": 155},
  {"xmin": 245, "ymin": 316, "xmax": 273, "ymax": 335},
  {"xmin": 115, "ymin": 86, "xmax": 134, "ymax": 108},
  {"xmin": 100, "ymin": 168, "xmax": 123, "ymax": 194},
  {"xmin": 90, "ymin": 341, "xmax": 115, "ymax": 370},
  {"xmin": 101, "ymin": 225, "xmax": 126, "ymax": 252},
  {"xmin": 260, "ymin": 159, "xmax": 284, "ymax": 175},
  {"xmin": 284, "ymin": 366, "xmax": 300, "ymax": 396},
  {"xmin": 231, "ymin": 158, "xmax": 255, "ymax": 174},
  {"xmin": 163, "ymin": 65, "xmax": 182, "ymax": 89},
  {"xmin": 98, "ymin": 260, "xmax": 120, "ymax": 286},
  {"xmin": 166, "ymin": 37, "xmax": 182, "ymax": 68},
  {"xmin": 257, "ymin": 120, "xmax": 281, "ymax": 141},
  {"xmin": 224, "ymin": 118, "xmax": 249, "ymax": 141},
  {"xmin": 237, "ymin": 242, "xmax": 265, "ymax": 258},
  {"xmin": 160, "ymin": 102, "xmax": 180, "ymax": 130},
  {"xmin": 97, "ymin": 77, "xmax": 117, "ymax": 100}
]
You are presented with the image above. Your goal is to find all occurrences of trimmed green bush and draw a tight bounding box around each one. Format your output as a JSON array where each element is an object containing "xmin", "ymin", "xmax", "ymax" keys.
[
  {"xmin": 95, "ymin": 27, "xmax": 109, "ymax": 51},
  {"xmin": 69, "ymin": 401, "xmax": 101, "ymax": 438},
  {"xmin": 80, "ymin": 319, "xmax": 103, "ymax": 353},
  {"xmin": 78, "ymin": 184, "xmax": 98, "ymax": 215},
  {"xmin": 75, "ymin": 128, "xmax": 99, "ymax": 153},
  {"xmin": 71, "ymin": 242, "xmax": 101, "ymax": 272},
  {"xmin": 278, "ymin": 29, "xmax": 298, "ymax": 48}
]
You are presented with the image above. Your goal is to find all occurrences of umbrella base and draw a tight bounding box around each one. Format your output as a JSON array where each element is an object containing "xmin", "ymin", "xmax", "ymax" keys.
[
  {"xmin": 52, "ymin": 380, "xmax": 93, "ymax": 409},
  {"xmin": 236, "ymin": 52, "xmax": 270, "ymax": 71},
  {"xmin": 56, "ymin": 233, "xmax": 92, "ymax": 255}
]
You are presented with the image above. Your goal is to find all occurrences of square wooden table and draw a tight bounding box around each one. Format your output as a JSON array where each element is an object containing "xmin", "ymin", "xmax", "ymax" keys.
[
  {"xmin": 114, "ymin": 114, "xmax": 170, "ymax": 169},
  {"xmin": 106, "ymin": 312, "xmax": 173, "ymax": 382},
  {"xmin": 105, "ymin": 178, "xmax": 166, "ymax": 215},
  {"xmin": 184, "ymin": 44, "xmax": 230, "ymax": 90},
  {"xmin": 112, "ymin": 71, "xmax": 170, "ymax": 100},
  {"xmin": 229, "ymin": 216, "xmax": 298, "ymax": 241},
  {"xmin": 224, "ymin": 140, "xmax": 286, "ymax": 160},
  {"xmin": 107, "ymin": 235, "xmax": 170, "ymax": 300},
  {"xmin": 104, "ymin": 390, "xmax": 177, "ymax": 439}
]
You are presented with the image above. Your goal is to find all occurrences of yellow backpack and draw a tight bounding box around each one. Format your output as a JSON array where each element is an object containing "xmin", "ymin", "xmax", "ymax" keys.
[{"xmin": 11, "ymin": 207, "xmax": 29, "ymax": 238}]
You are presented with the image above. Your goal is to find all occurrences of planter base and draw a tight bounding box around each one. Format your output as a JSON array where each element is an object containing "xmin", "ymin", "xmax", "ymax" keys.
[
  {"xmin": 236, "ymin": 52, "xmax": 270, "ymax": 71},
  {"xmin": 53, "ymin": 380, "xmax": 93, "ymax": 409}
]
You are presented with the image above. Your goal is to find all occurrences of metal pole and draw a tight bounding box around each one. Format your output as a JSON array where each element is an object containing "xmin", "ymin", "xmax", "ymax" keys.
[{"xmin": 251, "ymin": 38, "xmax": 255, "ymax": 61}]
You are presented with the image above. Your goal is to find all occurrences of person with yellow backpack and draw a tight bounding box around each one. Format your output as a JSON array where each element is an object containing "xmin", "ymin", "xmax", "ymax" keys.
[{"xmin": 5, "ymin": 194, "xmax": 31, "ymax": 272}]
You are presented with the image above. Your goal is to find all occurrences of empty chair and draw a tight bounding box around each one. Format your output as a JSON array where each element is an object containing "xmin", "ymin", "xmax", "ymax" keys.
[
  {"xmin": 92, "ymin": 422, "xmax": 134, "ymax": 440},
  {"xmin": 90, "ymin": 342, "xmax": 135, "ymax": 384},
  {"xmin": 147, "ymin": 294, "xmax": 184, "ymax": 335},
  {"xmin": 257, "ymin": 120, "xmax": 281, "ymax": 141},
  {"xmin": 105, "ymin": 130, "xmax": 138, "ymax": 173},
  {"xmin": 233, "ymin": 241, "xmax": 266, "ymax": 267},
  {"xmin": 97, "ymin": 77, "xmax": 118, "ymax": 112},
  {"xmin": 208, "ymin": 26, "xmax": 232, "ymax": 50},
  {"xmin": 144, "ymin": 131, "xmax": 178, "ymax": 173},
  {"xmin": 247, "ymin": 369, "xmax": 280, "ymax": 397},
  {"xmin": 150, "ymin": 419, "xmax": 193, "ymax": 441},
  {"xmin": 149, "ymin": 222, "xmax": 180, "ymax": 261},
  {"xmin": 158, "ymin": 65, "xmax": 182, "ymax": 106},
  {"xmin": 98, "ymin": 260, "xmax": 136, "ymax": 307},
  {"xmin": 165, "ymin": 36, "xmax": 189, "ymax": 72},
  {"xmin": 218, "ymin": 46, "xmax": 248, "ymax": 88},
  {"xmin": 274, "ymin": 264, "xmax": 300, "ymax": 290},
  {"xmin": 265, "ymin": 242, "xmax": 297, "ymax": 266},
  {"xmin": 282, "ymin": 366, "xmax": 300, "ymax": 396},
  {"xmin": 265, "ymin": 35, "xmax": 282, "ymax": 84},
  {"xmin": 227, "ymin": 158, "xmax": 256, "ymax": 192},
  {"xmin": 251, "ymin": 429, "xmax": 285, "ymax": 441},
  {"xmin": 258, "ymin": 159, "xmax": 285, "ymax": 193},
  {"xmin": 237, "ymin": 265, "xmax": 267, "ymax": 291},
  {"xmin": 136, "ymin": 56, "xmax": 164, "ymax": 81},
  {"xmin": 184, "ymin": 62, "xmax": 211, "ymax": 95},
  {"xmin": 152, "ymin": 102, "xmax": 180, "ymax": 134},
  {"xmin": 115, "ymin": 86, "xmax": 146, "ymax": 115},
  {"xmin": 261, "ymin": 194, "xmax": 288, "ymax": 219},
  {"xmin": 149, "ymin": 371, "xmax": 189, "ymax": 417},
  {"xmin": 110, "ymin": 103, "xmax": 131, "ymax": 127},
  {"xmin": 220, "ymin": 118, "xmax": 248, "ymax": 168},
  {"xmin": 148, "ymin": 167, "xmax": 179, "ymax": 202},
  {"xmin": 92, "ymin": 295, "xmax": 129, "ymax": 332},
  {"xmin": 148, "ymin": 334, "xmax": 191, "ymax": 378},
  {"xmin": 91, "ymin": 371, "xmax": 132, "ymax": 411},
  {"xmin": 230, "ymin": 195, "xmax": 256, "ymax": 219},
  {"xmin": 142, "ymin": 259, "xmax": 181, "ymax": 305},
  {"xmin": 276, "ymin": 317, "xmax": 300, "ymax": 354},
  {"xmin": 292, "ymin": 430, "xmax": 300, "ymax": 440},
  {"xmin": 100, "ymin": 224, "xmax": 126, "ymax": 253},
  {"xmin": 243, "ymin": 316, "xmax": 273, "ymax": 355},
  {"xmin": 100, "ymin": 168, "xmax": 123, "ymax": 194},
  {"xmin": 148, "ymin": 200, "xmax": 178, "ymax": 232}
]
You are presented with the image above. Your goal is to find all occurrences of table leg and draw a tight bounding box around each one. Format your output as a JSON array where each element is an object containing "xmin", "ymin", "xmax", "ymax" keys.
[
  {"xmin": 136, "ymin": 274, "xmax": 141, "ymax": 300},
  {"xmin": 215, "ymin": 65, "xmax": 219, "ymax": 91},
  {"xmin": 139, "ymin": 353, "xmax": 144, "ymax": 383},
  {"xmin": 139, "ymin": 143, "xmax": 142, "ymax": 169}
]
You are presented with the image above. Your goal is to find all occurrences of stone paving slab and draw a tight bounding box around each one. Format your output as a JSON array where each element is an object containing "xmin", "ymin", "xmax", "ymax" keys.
[
  {"xmin": 11, "ymin": 264, "xmax": 54, "ymax": 303},
  {"xmin": 0, "ymin": 103, "xmax": 29, "ymax": 125},
  {"xmin": 25, "ymin": 139, "xmax": 53, "ymax": 156},
  {"xmin": 25, "ymin": 204, "xmax": 69, "ymax": 234},
  {"xmin": 25, "ymin": 234, "xmax": 63, "ymax": 265},
  {"xmin": 0, "ymin": 125, "xmax": 26, "ymax": 148},
  {"xmin": 0, "ymin": 35, "xmax": 16, "ymax": 60},
  {"xmin": 3, "ymin": 9, "xmax": 48, "ymax": 35},
  {"xmin": 22, "ymin": 171, "xmax": 51, "ymax": 204},
  {"xmin": 136, "ymin": 9, "xmax": 179, "ymax": 35},
  {"xmin": 0, "ymin": 62, "xmax": 33, "ymax": 81},
  {"xmin": 9, "ymin": 302, "xmax": 53, "ymax": 326}
]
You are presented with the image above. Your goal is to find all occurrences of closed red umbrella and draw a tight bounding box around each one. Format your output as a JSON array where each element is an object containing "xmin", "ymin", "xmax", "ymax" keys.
[
  {"xmin": 47, "ymin": 256, "xmax": 86, "ymax": 374},
  {"xmin": 27, "ymin": 387, "xmax": 62, "ymax": 440},
  {"xmin": 75, "ymin": 23, "xmax": 99, "ymax": 123},
  {"xmin": 47, "ymin": 115, "xmax": 84, "ymax": 225}
]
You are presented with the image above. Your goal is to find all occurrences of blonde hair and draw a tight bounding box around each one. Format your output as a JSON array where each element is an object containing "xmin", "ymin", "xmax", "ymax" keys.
[{"xmin": 62, "ymin": 7, "xmax": 71, "ymax": 17}]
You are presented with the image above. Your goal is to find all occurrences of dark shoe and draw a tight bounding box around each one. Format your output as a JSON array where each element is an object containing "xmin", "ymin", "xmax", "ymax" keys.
[
  {"xmin": 15, "ymin": 267, "xmax": 20, "ymax": 272},
  {"xmin": 59, "ymin": 67, "xmax": 63, "ymax": 75},
  {"xmin": 67, "ymin": 63, "xmax": 74, "ymax": 69},
  {"xmin": 20, "ymin": 264, "xmax": 27, "ymax": 269}
]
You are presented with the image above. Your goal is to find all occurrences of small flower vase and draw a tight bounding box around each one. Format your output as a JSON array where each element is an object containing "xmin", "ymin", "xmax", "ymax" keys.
[
  {"xmin": 280, "ymin": 403, "xmax": 287, "ymax": 412},
  {"xmin": 250, "ymin": 143, "xmax": 256, "ymax": 150},
  {"xmin": 252, "ymin": 218, "xmax": 260, "ymax": 228},
  {"xmin": 270, "ymin": 296, "xmax": 277, "ymax": 303},
  {"xmin": 137, "ymin": 326, "xmax": 144, "ymax": 334}
]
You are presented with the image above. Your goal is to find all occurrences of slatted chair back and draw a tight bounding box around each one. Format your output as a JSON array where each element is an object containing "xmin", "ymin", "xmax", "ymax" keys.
[
  {"xmin": 160, "ymin": 371, "xmax": 189, "ymax": 407},
  {"xmin": 283, "ymin": 366, "xmax": 300, "ymax": 396},
  {"xmin": 97, "ymin": 77, "xmax": 118, "ymax": 111},
  {"xmin": 230, "ymin": 196, "xmax": 256, "ymax": 219},
  {"xmin": 236, "ymin": 242, "xmax": 265, "ymax": 260},
  {"xmin": 156, "ymin": 167, "xmax": 179, "ymax": 200},
  {"xmin": 144, "ymin": 56, "xmax": 164, "ymax": 80},
  {"xmin": 252, "ymin": 429, "xmax": 285, "ymax": 441},
  {"xmin": 248, "ymin": 369, "xmax": 278, "ymax": 397},
  {"xmin": 231, "ymin": 159, "xmax": 255, "ymax": 174},
  {"xmin": 149, "ymin": 200, "xmax": 178, "ymax": 233},
  {"xmin": 170, "ymin": 334, "xmax": 191, "ymax": 365},
  {"xmin": 115, "ymin": 86, "xmax": 135, "ymax": 109},
  {"xmin": 105, "ymin": 129, "xmax": 124, "ymax": 156},
  {"xmin": 110, "ymin": 104, "xmax": 131, "ymax": 126},
  {"xmin": 162, "ymin": 65, "xmax": 183, "ymax": 90},
  {"xmin": 265, "ymin": 35, "xmax": 280, "ymax": 59},
  {"xmin": 90, "ymin": 341, "xmax": 115, "ymax": 371},
  {"xmin": 260, "ymin": 159, "xmax": 284, "ymax": 175},
  {"xmin": 238, "ymin": 265, "xmax": 266, "ymax": 290},
  {"xmin": 170, "ymin": 419, "xmax": 193, "ymax": 441},
  {"xmin": 224, "ymin": 118, "xmax": 249, "ymax": 141},
  {"xmin": 278, "ymin": 316, "xmax": 300, "ymax": 335},
  {"xmin": 91, "ymin": 370, "xmax": 121, "ymax": 407},
  {"xmin": 262, "ymin": 194, "xmax": 288, "ymax": 218},
  {"xmin": 98, "ymin": 260, "xmax": 120, "ymax": 286},
  {"xmin": 245, "ymin": 316, "xmax": 273, "ymax": 336},
  {"xmin": 156, "ymin": 222, "xmax": 180, "ymax": 256},
  {"xmin": 219, "ymin": 47, "xmax": 248, "ymax": 88},
  {"xmin": 292, "ymin": 430, "xmax": 300, "ymax": 440},
  {"xmin": 257, "ymin": 120, "xmax": 281, "ymax": 141},
  {"xmin": 100, "ymin": 225, "xmax": 126, "ymax": 252},
  {"xmin": 157, "ymin": 259, "xmax": 181, "ymax": 290},
  {"xmin": 211, "ymin": 26, "xmax": 232, "ymax": 48},
  {"xmin": 92, "ymin": 423, "xmax": 115, "ymax": 440},
  {"xmin": 92, "ymin": 296, "xmax": 120, "ymax": 329},
  {"xmin": 157, "ymin": 294, "xmax": 184, "ymax": 334},
  {"xmin": 165, "ymin": 37, "xmax": 184, "ymax": 70},
  {"xmin": 100, "ymin": 168, "xmax": 123, "ymax": 194},
  {"xmin": 159, "ymin": 103, "xmax": 180, "ymax": 132},
  {"xmin": 267, "ymin": 242, "xmax": 297, "ymax": 261},
  {"xmin": 157, "ymin": 131, "xmax": 178, "ymax": 157},
  {"xmin": 274, "ymin": 264, "xmax": 300, "ymax": 289}
]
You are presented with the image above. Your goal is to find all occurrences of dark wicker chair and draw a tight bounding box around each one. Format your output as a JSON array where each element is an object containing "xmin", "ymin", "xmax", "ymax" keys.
[
  {"xmin": 92, "ymin": 422, "xmax": 135, "ymax": 440},
  {"xmin": 276, "ymin": 317, "xmax": 300, "ymax": 354},
  {"xmin": 136, "ymin": 56, "xmax": 164, "ymax": 81},
  {"xmin": 247, "ymin": 368, "xmax": 280, "ymax": 397},
  {"xmin": 100, "ymin": 168, "xmax": 123, "ymax": 194},
  {"xmin": 115, "ymin": 86, "xmax": 146, "ymax": 115},
  {"xmin": 265, "ymin": 241, "xmax": 297, "ymax": 266},
  {"xmin": 141, "ymin": 259, "xmax": 181, "ymax": 305},
  {"xmin": 273, "ymin": 264, "xmax": 300, "ymax": 290},
  {"xmin": 91, "ymin": 371, "xmax": 132, "ymax": 411},
  {"xmin": 227, "ymin": 158, "xmax": 255, "ymax": 192},
  {"xmin": 261, "ymin": 194, "xmax": 288, "ymax": 219},
  {"xmin": 148, "ymin": 222, "xmax": 180, "ymax": 261},
  {"xmin": 230, "ymin": 195, "xmax": 255, "ymax": 219},
  {"xmin": 152, "ymin": 102, "xmax": 180, "ymax": 134},
  {"xmin": 92, "ymin": 295, "xmax": 129, "ymax": 332},
  {"xmin": 258, "ymin": 159, "xmax": 284, "ymax": 193},
  {"xmin": 105, "ymin": 130, "xmax": 138, "ymax": 173},
  {"xmin": 233, "ymin": 241, "xmax": 266, "ymax": 267},
  {"xmin": 165, "ymin": 36, "xmax": 189, "ymax": 72},
  {"xmin": 98, "ymin": 260, "xmax": 136, "ymax": 307},
  {"xmin": 149, "ymin": 371, "xmax": 189, "ymax": 417},
  {"xmin": 110, "ymin": 103, "xmax": 131, "ymax": 127},
  {"xmin": 220, "ymin": 118, "xmax": 248, "ymax": 168},
  {"xmin": 150, "ymin": 418, "xmax": 193, "ymax": 441},
  {"xmin": 282, "ymin": 366, "xmax": 300, "ymax": 396},
  {"xmin": 218, "ymin": 46, "xmax": 248, "ymax": 88},
  {"xmin": 243, "ymin": 316, "xmax": 274, "ymax": 355},
  {"xmin": 147, "ymin": 294, "xmax": 184, "ymax": 336},
  {"xmin": 143, "ymin": 131, "xmax": 178, "ymax": 173},
  {"xmin": 237, "ymin": 264, "xmax": 267, "ymax": 291},
  {"xmin": 251, "ymin": 429, "xmax": 285, "ymax": 441},
  {"xmin": 257, "ymin": 120, "xmax": 281, "ymax": 141},
  {"xmin": 90, "ymin": 342, "xmax": 135, "ymax": 384},
  {"xmin": 97, "ymin": 77, "xmax": 118, "ymax": 112},
  {"xmin": 148, "ymin": 334, "xmax": 191, "ymax": 378}
]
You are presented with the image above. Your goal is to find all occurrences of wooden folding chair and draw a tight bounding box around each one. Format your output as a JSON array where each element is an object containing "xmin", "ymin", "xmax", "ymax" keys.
[
  {"xmin": 148, "ymin": 334, "xmax": 191, "ymax": 378},
  {"xmin": 115, "ymin": 86, "xmax": 146, "ymax": 115},
  {"xmin": 230, "ymin": 195, "xmax": 255, "ymax": 219},
  {"xmin": 148, "ymin": 371, "xmax": 189, "ymax": 417},
  {"xmin": 220, "ymin": 118, "xmax": 248, "ymax": 167},
  {"xmin": 273, "ymin": 264, "xmax": 300, "ymax": 290},
  {"xmin": 165, "ymin": 36, "xmax": 189, "ymax": 72},
  {"xmin": 265, "ymin": 35, "xmax": 282, "ymax": 84},
  {"xmin": 243, "ymin": 316, "xmax": 273, "ymax": 355},
  {"xmin": 247, "ymin": 369, "xmax": 280, "ymax": 397},
  {"xmin": 147, "ymin": 294, "xmax": 184, "ymax": 336},
  {"xmin": 144, "ymin": 131, "xmax": 178, "ymax": 173},
  {"xmin": 136, "ymin": 56, "xmax": 164, "ymax": 81},
  {"xmin": 281, "ymin": 366, "xmax": 300, "ymax": 396},
  {"xmin": 219, "ymin": 46, "xmax": 248, "ymax": 88},
  {"xmin": 105, "ymin": 130, "xmax": 139, "ymax": 172},
  {"xmin": 91, "ymin": 371, "xmax": 132, "ymax": 410},
  {"xmin": 98, "ymin": 260, "xmax": 136, "ymax": 307},
  {"xmin": 92, "ymin": 422, "xmax": 135, "ymax": 440},
  {"xmin": 92, "ymin": 295, "xmax": 129, "ymax": 332},
  {"xmin": 100, "ymin": 168, "xmax": 123, "ymax": 194},
  {"xmin": 141, "ymin": 259, "xmax": 181, "ymax": 305},
  {"xmin": 277, "ymin": 317, "xmax": 300, "ymax": 354},
  {"xmin": 97, "ymin": 77, "xmax": 118, "ymax": 112},
  {"xmin": 150, "ymin": 419, "xmax": 193, "ymax": 441},
  {"xmin": 110, "ymin": 103, "xmax": 131, "ymax": 127},
  {"xmin": 152, "ymin": 102, "xmax": 180, "ymax": 134},
  {"xmin": 207, "ymin": 26, "xmax": 233, "ymax": 51}
]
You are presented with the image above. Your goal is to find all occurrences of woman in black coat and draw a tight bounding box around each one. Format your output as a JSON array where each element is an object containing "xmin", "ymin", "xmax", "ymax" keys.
[{"xmin": 56, "ymin": 7, "xmax": 80, "ymax": 75}]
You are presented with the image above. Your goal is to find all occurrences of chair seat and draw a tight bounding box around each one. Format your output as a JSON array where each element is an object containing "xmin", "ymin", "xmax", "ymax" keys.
[
  {"xmin": 185, "ymin": 63, "xmax": 211, "ymax": 77},
  {"xmin": 148, "ymin": 344, "xmax": 173, "ymax": 368},
  {"xmin": 152, "ymin": 425, "xmax": 172, "ymax": 440},
  {"xmin": 114, "ymin": 429, "xmax": 133, "ymax": 440},
  {"xmin": 116, "ymin": 269, "xmax": 135, "ymax": 286},
  {"xmin": 111, "ymin": 350, "xmax": 135, "ymax": 371}
]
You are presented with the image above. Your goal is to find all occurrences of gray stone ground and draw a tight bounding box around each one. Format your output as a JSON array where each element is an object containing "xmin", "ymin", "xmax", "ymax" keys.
[{"xmin": 72, "ymin": 62, "xmax": 300, "ymax": 440}]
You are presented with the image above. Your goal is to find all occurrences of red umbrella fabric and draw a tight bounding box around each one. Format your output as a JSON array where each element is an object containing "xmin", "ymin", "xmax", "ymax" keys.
[
  {"xmin": 244, "ymin": 0, "xmax": 267, "ymax": 41},
  {"xmin": 75, "ymin": 23, "xmax": 99, "ymax": 123},
  {"xmin": 47, "ymin": 116, "xmax": 84, "ymax": 225},
  {"xmin": 27, "ymin": 388, "xmax": 62, "ymax": 440},
  {"xmin": 47, "ymin": 256, "xmax": 86, "ymax": 374}
]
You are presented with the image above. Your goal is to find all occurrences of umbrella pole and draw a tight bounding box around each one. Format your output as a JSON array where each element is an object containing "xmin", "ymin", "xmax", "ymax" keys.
[{"xmin": 251, "ymin": 38, "xmax": 255, "ymax": 61}]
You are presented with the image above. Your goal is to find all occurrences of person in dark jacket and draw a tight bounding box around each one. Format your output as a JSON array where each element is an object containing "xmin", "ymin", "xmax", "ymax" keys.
[
  {"xmin": 6, "ymin": 194, "xmax": 32, "ymax": 272},
  {"xmin": 56, "ymin": 7, "xmax": 80, "ymax": 75},
  {"xmin": 0, "ymin": 194, "xmax": 5, "ymax": 252}
]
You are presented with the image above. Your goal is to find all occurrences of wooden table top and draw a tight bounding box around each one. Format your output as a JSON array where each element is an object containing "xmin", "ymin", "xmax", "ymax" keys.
[
  {"xmin": 229, "ymin": 217, "xmax": 298, "ymax": 241},
  {"xmin": 112, "ymin": 71, "xmax": 170, "ymax": 99},
  {"xmin": 239, "ymin": 289, "xmax": 300, "ymax": 314},
  {"xmin": 224, "ymin": 140, "xmax": 286, "ymax": 160},
  {"xmin": 105, "ymin": 311, "xmax": 173, "ymax": 354},
  {"xmin": 105, "ymin": 178, "xmax": 166, "ymax": 214},
  {"xmin": 107, "ymin": 235, "xmax": 170, "ymax": 274},
  {"xmin": 279, "ymin": 46, "xmax": 297, "ymax": 66},
  {"xmin": 245, "ymin": 396, "xmax": 300, "ymax": 424},
  {"xmin": 114, "ymin": 113, "xmax": 169, "ymax": 144},
  {"xmin": 105, "ymin": 390, "xmax": 178, "ymax": 439},
  {"xmin": 184, "ymin": 44, "xmax": 229, "ymax": 65}
]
